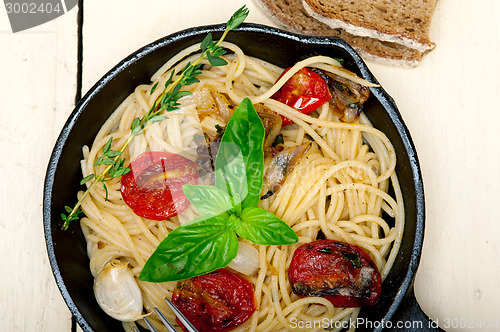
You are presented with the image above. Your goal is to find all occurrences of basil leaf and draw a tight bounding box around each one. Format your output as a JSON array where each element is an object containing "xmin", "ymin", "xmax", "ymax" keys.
[
  {"xmin": 237, "ymin": 207, "xmax": 299, "ymax": 245},
  {"xmin": 182, "ymin": 184, "xmax": 234, "ymax": 217},
  {"xmin": 139, "ymin": 216, "xmax": 238, "ymax": 282},
  {"xmin": 215, "ymin": 98, "xmax": 264, "ymax": 209},
  {"xmin": 226, "ymin": 214, "xmax": 241, "ymax": 232},
  {"xmin": 214, "ymin": 142, "xmax": 247, "ymax": 207}
]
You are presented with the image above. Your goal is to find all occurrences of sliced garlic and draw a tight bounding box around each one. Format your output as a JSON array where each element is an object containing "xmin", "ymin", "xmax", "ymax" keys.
[
  {"xmin": 94, "ymin": 260, "xmax": 145, "ymax": 322},
  {"xmin": 227, "ymin": 241, "xmax": 260, "ymax": 275}
]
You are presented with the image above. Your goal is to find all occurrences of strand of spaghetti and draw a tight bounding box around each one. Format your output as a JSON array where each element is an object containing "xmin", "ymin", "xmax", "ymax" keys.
[
  {"xmin": 224, "ymin": 49, "xmax": 248, "ymax": 102},
  {"xmin": 248, "ymin": 244, "xmax": 270, "ymax": 332},
  {"xmin": 270, "ymin": 274, "xmax": 289, "ymax": 330},
  {"xmin": 347, "ymin": 309, "xmax": 361, "ymax": 332},
  {"xmin": 83, "ymin": 234, "xmax": 129, "ymax": 276},
  {"xmin": 122, "ymin": 323, "xmax": 136, "ymax": 332},
  {"xmin": 333, "ymin": 170, "xmax": 358, "ymax": 219},
  {"xmin": 337, "ymin": 220, "xmax": 367, "ymax": 236},
  {"xmin": 80, "ymin": 216, "xmax": 131, "ymax": 259},
  {"xmin": 220, "ymin": 41, "xmax": 246, "ymax": 77},
  {"xmin": 380, "ymin": 172, "xmax": 405, "ymax": 279},
  {"xmin": 269, "ymin": 150, "xmax": 331, "ymax": 219},
  {"xmin": 79, "ymin": 192, "xmax": 147, "ymax": 265},
  {"xmin": 265, "ymin": 156, "xmax": 301, "ymax": 220},
  {"xmin": 244, "ymin": 57, "xmax": 279, "ymax": 83},
  {"xmin": 284, "ymin": 160, "xmax": 384, "ymax": 223},
  {"xmin": 265, "ymin": 99, "xmax": 396, "ymax": 182},
  {"xmin": 130, "ymin": 215, "xmax": 161, "ymax": 248},
  {"xmin": 327, "ymin": 222, "xmax": 356, "ymax": 244},
  {"xmin": 282, "ymin": 297, "xmax": 335, "ymax": 318},
  {"xmin": 280, "ymin": 171, "xmax": 324, "ymax": 224},
  {"xmin": 356, "ymin": 241, "xmax": 385, "ymax": 271},
  {"xmin": 138, "ymin": 283, "xmax": 169, "ymax": 313},
  {"xmin": 291, "ymin": 219, "xmax": 320, "ymax": 233},
  {"xmin": 349, "ymin": 214, "xmax": 391, "ymax": 235},
  {"xmin": 339, "ymin": 128, "xmax": 349, "ymax": 160},
  {"xmin": 265, "ymin": 100, "xmax": 341, "ymax": 163},
  {"xmin": 348, "ymin": 227, "xmax": 397, "ymax": 246},
  {"xmin": 278, "ymin": 246, "xmax": 292, "ymax": 306},
  {"xmin": 256, "ymin": 283, "xmax": 276, "ymax": 331},
  {"xmin": 349, "ymin": 128, "xmax": 363, "ymax": 160},
  {"xmin": 234, "ymin": 70, "xmax": 263, "ymax": 96},
  {"xmin": 305, "ymin": 102, "xmax": 391, "ymax": 146},
  {"xmin": 308, "ymin": 62, "xmax": 379, "ymax": 87},
  {"xmin": 326, "ymin": 183, "xmax": 399, "ymax": 214},
  {"xmin": 326, "ymin": 190, "xmax": 344, "ymax": 225},
  {"xmin": 134, "ymin": 84, "xmax": 151, "ymax": 113},
  {"xmin": 317, "ymin": 182, "xmax": 332, "ymax": 238}
]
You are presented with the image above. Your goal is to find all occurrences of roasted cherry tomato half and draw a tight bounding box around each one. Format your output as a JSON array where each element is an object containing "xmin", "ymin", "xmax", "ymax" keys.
[
  {"xmin": 288, "ymin": 239, "xmax": 382, "ymax": 307},
  {"xmin": 172, "ymin": 268, "xmax": 256, "ymax": 332},
  {"xmin": 120, "ymin": 151, "xmax": 198, "ymax": 220},
  {"xmin": 272, "ymin": 67, "xmax": 332, "ymax": 126}
]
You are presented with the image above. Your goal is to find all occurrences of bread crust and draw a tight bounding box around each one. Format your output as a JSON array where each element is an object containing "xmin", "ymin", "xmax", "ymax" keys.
[
  {"xmin": 255, "ymin": 0, "xmax": 425, "ymax": 66},
  {"xmin": 302, "ymin": 0, "xmax": 438, "ymax": 52}
]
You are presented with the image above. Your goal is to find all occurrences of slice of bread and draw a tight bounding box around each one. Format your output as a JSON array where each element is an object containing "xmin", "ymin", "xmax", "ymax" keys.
[
  {"xmin": 302, "ymin": 0, "xmax": 438, "ymax": 53},
  {"xmin": 255, "ymin": 0, "xmax": 425, "ymax": 66}
]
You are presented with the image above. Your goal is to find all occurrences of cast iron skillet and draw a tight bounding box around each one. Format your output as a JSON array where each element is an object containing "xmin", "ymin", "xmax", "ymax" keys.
[{"xmin": 44, "ymin": 23, "xmax": 440, "ymax": 331}]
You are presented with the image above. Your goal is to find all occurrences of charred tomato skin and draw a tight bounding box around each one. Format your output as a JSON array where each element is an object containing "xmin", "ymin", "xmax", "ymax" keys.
[
  {"xmin": 272, "ymin": 67, "xmax": 332, "ymax": 126},
  {"xmin": 288, "ymin": 239, "xmax": 382, "ymax": 307},
  {"xmin": 172, "ymin": 268, "xmax": 256, "ymax": 332},
  {"xmin": 120, "ymin": 151, "xmax": 198, "ymax": 220}
]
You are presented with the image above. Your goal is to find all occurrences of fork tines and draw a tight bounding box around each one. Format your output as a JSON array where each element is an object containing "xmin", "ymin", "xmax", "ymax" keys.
[{"xmin": 132, "ymin": 297, "xmax": 198, "ymax": 332}]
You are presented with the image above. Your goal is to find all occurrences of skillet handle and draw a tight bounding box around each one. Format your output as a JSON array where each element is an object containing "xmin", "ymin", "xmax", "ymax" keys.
[{"xmin": 387, "ymin": 283, "xmax": 444, "ymax": 331}]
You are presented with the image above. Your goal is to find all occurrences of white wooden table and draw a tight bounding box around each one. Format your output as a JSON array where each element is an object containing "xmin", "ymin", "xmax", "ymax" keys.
[{"xmin": 1, "ymin": 1, "xmax": 499, "ymax": 331}]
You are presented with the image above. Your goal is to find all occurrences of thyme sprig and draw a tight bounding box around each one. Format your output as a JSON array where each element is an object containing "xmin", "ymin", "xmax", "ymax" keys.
[{"xmin": 61, "ymin": 6, "xmax": 249, "ymax": 230}]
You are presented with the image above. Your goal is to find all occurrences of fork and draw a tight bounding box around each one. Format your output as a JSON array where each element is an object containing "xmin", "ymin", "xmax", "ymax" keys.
[{"xmin": 132, "ymin": 298, "xmax": 198, "ymax": 332}]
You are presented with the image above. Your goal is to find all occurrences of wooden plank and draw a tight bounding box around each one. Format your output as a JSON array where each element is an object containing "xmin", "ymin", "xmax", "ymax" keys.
[{"xmin": 0, "ymin": 6, "xmax": 78, "ymax": 332}]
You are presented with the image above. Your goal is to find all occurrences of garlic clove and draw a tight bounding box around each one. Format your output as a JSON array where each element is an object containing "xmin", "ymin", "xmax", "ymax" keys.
[
  {"xmin": 227, "ymin": 241, "xmax": 260, "ymax": 275},
  {"xmin": 94, "ymin": 260, "xmax": 145, "ymax": 322}
]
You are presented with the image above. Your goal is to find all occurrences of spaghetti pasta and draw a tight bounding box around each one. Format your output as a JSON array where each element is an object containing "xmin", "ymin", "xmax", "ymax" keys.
[{"xmin": 78, "ymin": 41, "xmax": 404, "ymax": 332}]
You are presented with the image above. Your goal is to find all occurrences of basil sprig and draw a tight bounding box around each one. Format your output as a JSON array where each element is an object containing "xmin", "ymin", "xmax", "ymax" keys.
[{"xmin": 139, "ymin": 98, "xmax": 298, "ymax": 282}]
